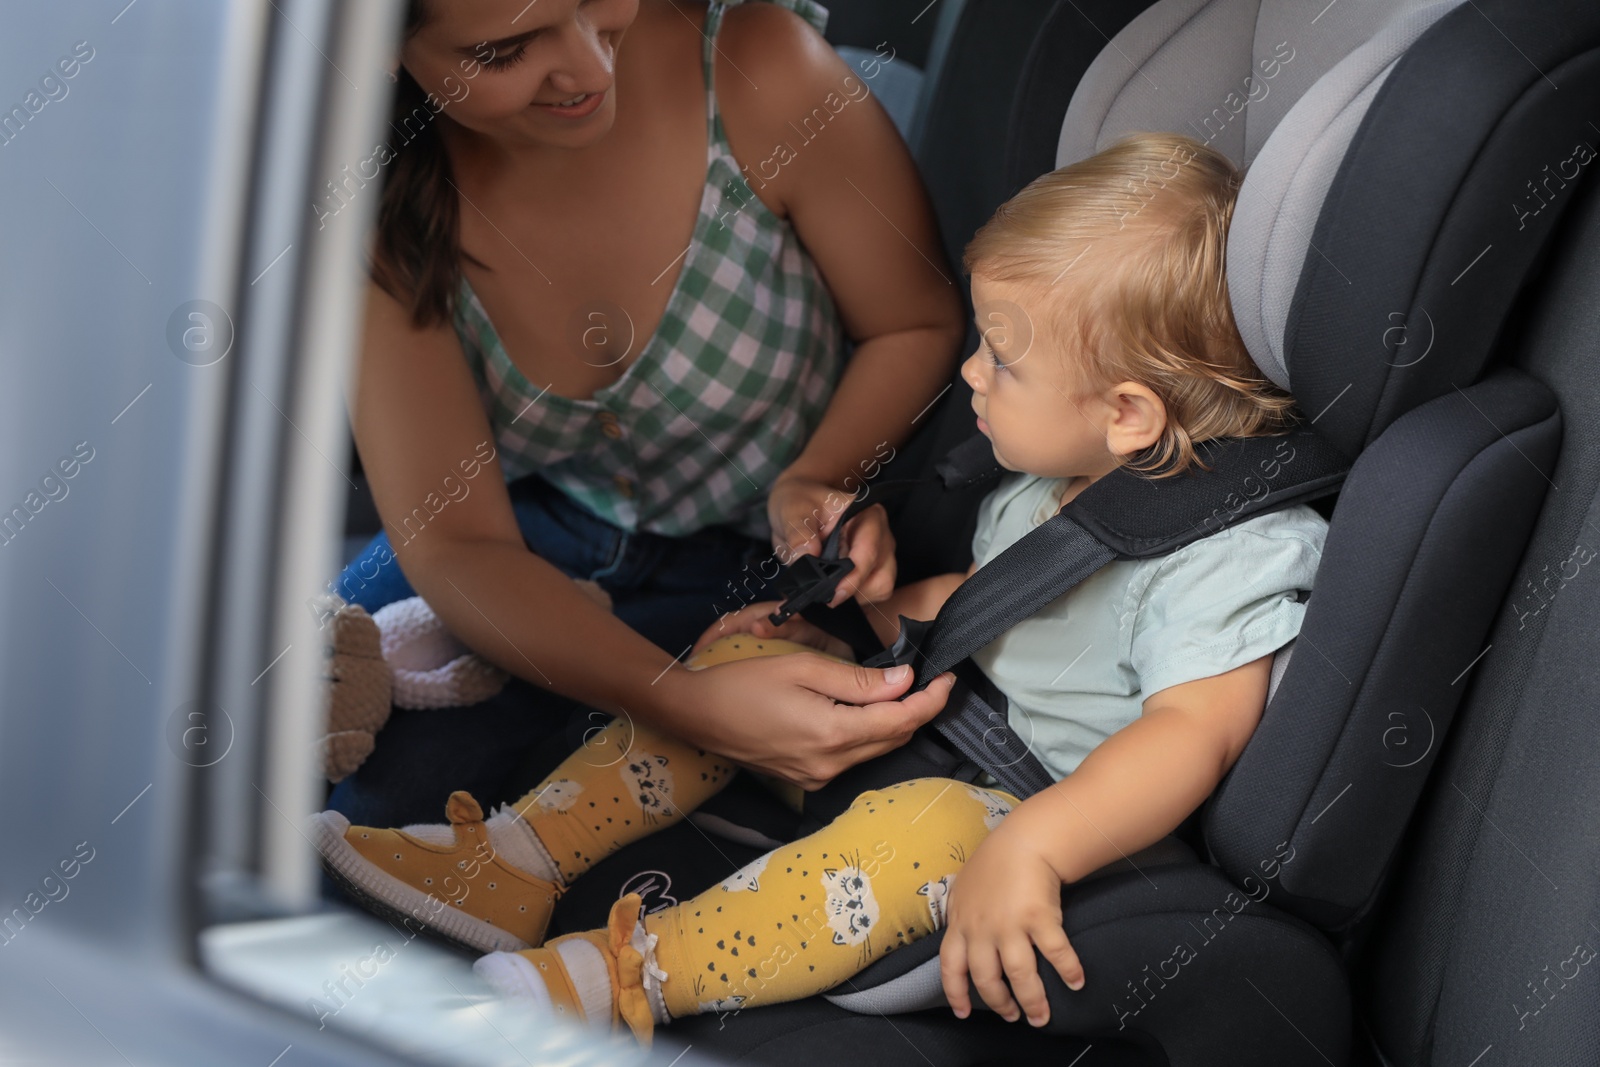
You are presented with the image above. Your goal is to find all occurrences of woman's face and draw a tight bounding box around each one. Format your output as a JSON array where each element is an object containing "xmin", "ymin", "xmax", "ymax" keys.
[{"xmin": 401, "ymin": 0, "xmax": 639, "ymax": 151}]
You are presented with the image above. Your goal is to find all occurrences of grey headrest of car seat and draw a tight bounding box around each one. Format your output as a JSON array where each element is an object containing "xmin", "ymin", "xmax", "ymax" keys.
[{"xmin": 1055, "ymin": 0, "xmax": 1465, "ymax": 393}]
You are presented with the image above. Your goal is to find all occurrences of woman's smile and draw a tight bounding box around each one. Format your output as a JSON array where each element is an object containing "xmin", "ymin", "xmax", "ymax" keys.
[{"xmin": 531, "ymin": 87, "xmax": 607, "ymax": 119}]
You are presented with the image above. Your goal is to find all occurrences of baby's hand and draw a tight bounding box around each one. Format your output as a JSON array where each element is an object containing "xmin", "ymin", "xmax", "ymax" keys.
[
  {"xmin": 940, "ymin": 823, "xmax": 1085, "ymax": 1026},
  {"xmin": 690, "ymin": 601, "xmax": 854, "ymax": 661},
  {"xmin": 767, "ymin": 477, "xmax": 897, "ymax": 605}
]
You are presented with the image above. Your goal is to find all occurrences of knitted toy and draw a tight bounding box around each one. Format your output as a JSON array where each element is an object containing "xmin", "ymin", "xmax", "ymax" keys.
[
  {"xmin": 370, "ymin": 596, "xmax": 510, "ymax": 709},
  {"xmin": 315, "ymin": 595, "xmax": 393, "ymax": 783},
  {"xmin": 317, "ymin": 579, "xmax": 615, "ymax": 782}
]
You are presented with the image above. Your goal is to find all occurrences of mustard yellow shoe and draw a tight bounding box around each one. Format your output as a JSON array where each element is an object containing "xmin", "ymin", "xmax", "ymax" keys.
[
  {"xmin": 475, "ymin": 892, "xmax": 661, "ymax": 1045},
  {"xmin": 311, "ymin": 791, "xmax": 561, "ymax": 954}
]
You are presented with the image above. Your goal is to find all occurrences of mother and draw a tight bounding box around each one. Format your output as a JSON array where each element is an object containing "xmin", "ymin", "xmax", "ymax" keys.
[{"xmin": 331, "ymin": 0, "xmax": 964, "ymax": 825}]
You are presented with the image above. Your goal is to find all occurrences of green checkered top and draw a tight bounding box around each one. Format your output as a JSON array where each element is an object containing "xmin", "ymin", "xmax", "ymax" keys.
[{"xmin": 453, "ymin": 0, "xmax": 845, "ymax": 541}]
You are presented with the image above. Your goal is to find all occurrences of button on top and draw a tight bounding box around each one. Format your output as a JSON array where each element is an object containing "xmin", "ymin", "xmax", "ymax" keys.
[{"xmin": 601, "ymin": 421, "xmax": 623, "ymax": 440}]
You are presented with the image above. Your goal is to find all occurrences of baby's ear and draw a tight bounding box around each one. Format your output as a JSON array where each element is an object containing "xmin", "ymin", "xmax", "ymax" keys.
[{"xmin": 1105, "ymin": 380, "xmax": 1168, "ymax": 456}]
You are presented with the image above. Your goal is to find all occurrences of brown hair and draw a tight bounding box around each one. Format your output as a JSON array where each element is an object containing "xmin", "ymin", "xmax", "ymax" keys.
[
  {"xmin": 370, "ymin": 0, "xmax": 468, "ymax": 329},
  {"xmin": 963, "ymin": 132, "xmax": 1297, "ymax": 478}
]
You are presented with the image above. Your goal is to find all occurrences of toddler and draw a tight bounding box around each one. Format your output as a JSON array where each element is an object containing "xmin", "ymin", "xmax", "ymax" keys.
[{"xmin": 312, "ymin": 131, "xmax": 1328, "ymax": 1042}]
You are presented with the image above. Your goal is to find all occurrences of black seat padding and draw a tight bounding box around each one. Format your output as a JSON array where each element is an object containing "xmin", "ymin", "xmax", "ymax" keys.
[
  {"xmin": 1351, "ymin": 59, "xmax": 1600, "ymax": 1067},
  {"xmin": 1207, "ymin": 369, "xmax": 1559, "ymax": 930}
]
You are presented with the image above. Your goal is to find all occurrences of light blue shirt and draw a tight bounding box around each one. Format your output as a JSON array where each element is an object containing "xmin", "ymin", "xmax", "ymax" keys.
[{"xmin": 969, "ymin": 472, "xmax": 1328, "ymax": 782}]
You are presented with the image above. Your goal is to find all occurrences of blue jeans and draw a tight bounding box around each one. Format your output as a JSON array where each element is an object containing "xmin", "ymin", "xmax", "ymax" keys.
[{"xmin": 326, "ymin": 473, "xmax": 774, "ymax": 828}]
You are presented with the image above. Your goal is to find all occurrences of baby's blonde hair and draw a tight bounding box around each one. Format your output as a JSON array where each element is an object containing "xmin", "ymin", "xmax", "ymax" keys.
[{"xmin": 963, "ymin": 132, "xmax": 1298, "ymax": 478}]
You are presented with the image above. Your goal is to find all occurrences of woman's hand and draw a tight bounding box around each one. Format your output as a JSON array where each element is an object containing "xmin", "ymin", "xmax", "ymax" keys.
[
  {"xmin": 655, "ymin": 653, "xmax": 955, "ymax": 790},
  {"xmin": 690, "ymin": 601, "xmax": 853, "ymax": 661},
  {"xmin": 767, "ymin": 476, "xmax": 897, "ymax": 605},
  {"xmin": 940, "ymin": 819, "xmax": 1086, "ymax": 1027}
]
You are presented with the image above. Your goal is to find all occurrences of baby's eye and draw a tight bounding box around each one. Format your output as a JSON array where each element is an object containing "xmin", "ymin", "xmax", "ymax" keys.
[{"xmin": 986, "ymin": 344, "xmax": 1008, "ymax": 372}]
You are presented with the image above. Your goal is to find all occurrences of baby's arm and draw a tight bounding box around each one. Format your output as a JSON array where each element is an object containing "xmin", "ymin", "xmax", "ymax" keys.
[
  {"xmin": 941, "ymin": 652, "xmax": 1275, "ymax": 1026},
  {"xmin": 1015, "ymin": 652, "xmax": 1271, "ymax": 880},
  {"xmin": 857, "ymin": 559, "xmax": 980, "ymax": 646}
]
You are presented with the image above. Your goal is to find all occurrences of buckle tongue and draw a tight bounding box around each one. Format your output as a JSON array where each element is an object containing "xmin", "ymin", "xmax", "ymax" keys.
[
  {"xmin": 766, "ymin": 496, "xmax": 870, "ymax": 627},
  {"xmin": 766, "ymin": 554, "xmax": 855, "ymax": 626}
]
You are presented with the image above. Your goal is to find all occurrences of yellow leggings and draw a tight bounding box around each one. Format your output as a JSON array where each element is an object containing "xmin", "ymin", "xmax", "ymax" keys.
[
  {"xmin": 641, "ymin": 775, "xmax": 1015, "ymax": 1018},
  {"xmin": 510, "ymin": 639, "xmax": 1018, "ymax": 1020},
  {"xmin": 516, "ymin": 714, "xmax": 740, "ymax": 885}
]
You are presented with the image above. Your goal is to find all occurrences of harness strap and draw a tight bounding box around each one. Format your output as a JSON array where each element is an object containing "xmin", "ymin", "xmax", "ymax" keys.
[
  {"xmin": 912, "ymin": 517, "xmax": 1115, "ymax": 689},
  {"xmin": 780, "ymin": 425, "xmax": 1351, "ymax": 799},
  {"xmin": 858, "ymin": 521, "xmax": 1114, "ymax": 799},
  {"xmin": 766, "ymin": 436, "xmax": 1003, "ymax": 625},
  {"xmin": 936, "ymin": 664, "xmax": 1060, "ymax": 799}
]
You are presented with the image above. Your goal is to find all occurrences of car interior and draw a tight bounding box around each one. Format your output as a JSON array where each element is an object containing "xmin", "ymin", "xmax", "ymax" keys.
[{"xmin": 3, "ymin": 0, "xmax": 1598, "ymax": 1064}]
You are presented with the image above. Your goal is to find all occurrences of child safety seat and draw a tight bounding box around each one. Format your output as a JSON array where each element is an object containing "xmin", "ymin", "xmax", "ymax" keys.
[{"xmin": 558, "ymin": 0, "xmax": 1593, "ymax": 1061}]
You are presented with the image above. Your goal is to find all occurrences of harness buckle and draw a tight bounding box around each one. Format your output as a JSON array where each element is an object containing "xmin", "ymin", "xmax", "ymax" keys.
[{"xmin": 766, "ymin": 553, "xmax": 855, "ymax": 627}]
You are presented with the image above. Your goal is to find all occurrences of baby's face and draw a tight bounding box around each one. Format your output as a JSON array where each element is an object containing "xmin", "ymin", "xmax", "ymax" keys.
[{"xmin": 962, "ymin": 274, "xmax": 1165, "ymax": 483}]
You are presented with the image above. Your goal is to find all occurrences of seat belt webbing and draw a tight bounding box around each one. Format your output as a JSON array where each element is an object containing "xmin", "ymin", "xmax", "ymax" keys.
[
  {"xmin": 862, "ymin": 515, "xmax": 1115, "ymax": 799},
  {"xmin": 827, "ymin": 427, "xmax": 1349, "ymax": 799},
  {"xmin": 914, "ymin": 516, "xmax": 1114, "ymax": 688}
]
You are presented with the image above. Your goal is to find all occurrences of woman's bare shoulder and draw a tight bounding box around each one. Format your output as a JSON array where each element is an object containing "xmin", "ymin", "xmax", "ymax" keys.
[
  {"xmin": 716, "ymin": 2, "xmax": 843, "ymax": 100},
  {"xmin": 713, "ymin": 2, "xmax": 868, "ymax": 212},
  {"xmin": 632, "ymin": 0, "xmax": 834, "ymax": 104},
  {"xmin": 360, "ymin": 277, "xmax": 458, "ymax": 361}
]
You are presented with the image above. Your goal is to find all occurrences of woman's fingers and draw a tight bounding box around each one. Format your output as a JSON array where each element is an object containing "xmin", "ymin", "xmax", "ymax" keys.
[
  {"xmin": 832, "ymin": 505, "xmax": 897, "ymax": 605},
  {"xmin": 776, "ymin": 529, "xmax": 822, "ymax": 566},
  {"xmin": 690, "ymin": 601, "xmax": 782, "ymax": 656},
  {"xmin": 798, "ymin": 655, "xmax": 913, "ymax": 704},
  {"xmin": 799, "ymin": 624, "xmax": 856, "ymax": 660},
  {"xmin": 769, "ymin": 497, "xmax": 898, "ymax": 605},
  {"xmin": 778, "ymin": 661, "xmax": 953, "ymax": 787},
  {"xmin": 679, "ymin": 655, "xmax": 952, "ymax": 788},
  {"xmin": 768, "ymin": 481, "xmax": 849, "ymax": 564},
  {"xmin": 756, "ymin": 616, "xmax": 853, "ymax": 659},
  {"xmin": 840, "ymin": 672, "xmax": 955, "ymax": 763},
  {"xmin": 690, "ymin": 619, "xmax": 734, "ymax": 658},
  {"xmin": 692, "ymin": 604, "xmax": 857, "ymax": 661},
  {"xmin": 770, "ymin": 506, "xmax": 820, "ymax": 564}
]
